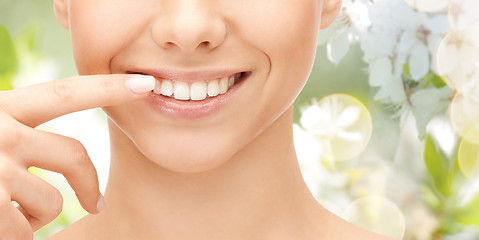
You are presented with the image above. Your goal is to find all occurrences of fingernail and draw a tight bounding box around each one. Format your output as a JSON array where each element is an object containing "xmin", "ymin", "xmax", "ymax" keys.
[
  {"xmin": 97, "ymin": 194, "xmax": 106, "ymax": 213},
  {"xmin": 127, "ymin": 75, "xmax": 155, "ymax": 93}
]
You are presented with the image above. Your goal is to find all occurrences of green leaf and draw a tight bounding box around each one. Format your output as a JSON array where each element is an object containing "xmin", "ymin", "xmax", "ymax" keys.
[
  {"xmin": 421, "ymin": 71, "xmax": 446, "ymax": 88},
  {"xmin": 457, "ymin": 194, "xmax": 479, "ymax": 226},
  {"xmin": 403, "ymin": 62, "xmax": 411, "ymax": 78},
  {"xmin": 424, "ymin": 135, "xmax": 454, "ymax": 197},
  {"xmin": 425, "ymin": 136, "xmax": 445, "ymax": 178},
  {"xmin": 438, "ymin": 215, "xmax": 463, "ymax": 234},
  {"xmin": 0, "ymin": 25, "xmax": 17, "ymax": 90},
  {"xmin": 421, "ymin": 185, "xmax": 441, "ymax": 211},
  {"xmin": 430, "ymin": 75, "xmax": 446, "ymax": 88}
]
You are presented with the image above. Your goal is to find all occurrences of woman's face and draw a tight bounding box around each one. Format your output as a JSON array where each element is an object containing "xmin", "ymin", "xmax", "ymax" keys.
[{"xmin": 58, "ymin": 0, "xmax": 329, "ymax": 172}]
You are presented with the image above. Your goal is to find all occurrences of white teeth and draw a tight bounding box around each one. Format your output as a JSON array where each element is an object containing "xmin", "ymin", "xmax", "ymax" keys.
[
  {"xmin": 219, "ymin": 77, "xmax": 228, "ymax": 94},
  {"xmin": 160, "ymin": 80, "xmax": 173, "ymax": 96},
  {"xmin": 153, "ymin": 80, "xmax": 162, "ymax": 94},
  {"xmin": 190, "ymin": 82, "xmax": 207, "ymax": 101},
  {"xmin": 173, "ymin": 81, "xmax": 189, "ymax": 100},
  {"xmin": 207, "ymin": 80, "xmax": 219, "ymax": 97},
  {"xmin": 228, "ymin": 76, "xmax": 235, "ymax": 88},
  {"xmin": 153, "ymin": 73, "xmax": 243, "ymax": 100}
]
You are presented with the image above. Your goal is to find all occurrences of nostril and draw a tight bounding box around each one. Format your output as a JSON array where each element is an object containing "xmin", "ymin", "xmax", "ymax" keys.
[{"xmin": 165, "ymin": 42, "xmax": 176, "ymax": 48}]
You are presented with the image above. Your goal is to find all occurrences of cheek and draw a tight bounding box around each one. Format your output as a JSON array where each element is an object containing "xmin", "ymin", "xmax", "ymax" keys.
[
  {"xmin": 69, "ymin": 0, "xmax": 156, "ymax": 74},
  {"xmin": 229, "ymin": 0, "xmax": 321, "ymax": 117}
]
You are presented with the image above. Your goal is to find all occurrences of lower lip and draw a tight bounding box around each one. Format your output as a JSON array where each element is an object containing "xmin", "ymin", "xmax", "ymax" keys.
[{"xmin": 147, "ymin": 75, "xmax": 248, "ymax": 119}]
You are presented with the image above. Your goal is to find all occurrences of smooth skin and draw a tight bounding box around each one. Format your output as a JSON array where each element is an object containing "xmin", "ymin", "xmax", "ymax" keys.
[{"xmin": 0, "ymin": 0, "xmax": 393, "ymax": 239}]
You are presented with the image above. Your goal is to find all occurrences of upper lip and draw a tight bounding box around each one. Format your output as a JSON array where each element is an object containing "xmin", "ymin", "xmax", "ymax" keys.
[{"xmin": 128, "ymin": 68, "xmax": 247, "ymax": 82}]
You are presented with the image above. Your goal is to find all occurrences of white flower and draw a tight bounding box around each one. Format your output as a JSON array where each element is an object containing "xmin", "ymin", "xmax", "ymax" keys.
[
  {"xmin": 360, "ymin": 0, "xmax": 449, "ymax": 105},
  {"xmin": 408, "ymin": 87, "xmax": 455, "ymax": 138},
  {"xmin": 300, "ymin": 99, "xmax": 363, "ymax": 142},
  {"xmin": 319, "ymin": 0, "xmax": 371, "ymax": 64},
  {"xmin": 294, "ymin": 124, "xmax": 352, "ymax": 209},
  {"xmin": 426, "ymin": 115, "xmax": 459, "ymax": 158},
  {"xmin": 367, "ymin": 57, "xmax": 407, "ymax": 103}
]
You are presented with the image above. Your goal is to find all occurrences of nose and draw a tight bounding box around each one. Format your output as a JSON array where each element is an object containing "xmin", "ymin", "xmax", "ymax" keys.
[{"xmin": 151, "ymin": 1, "xmax": 226, "ymax": 53}]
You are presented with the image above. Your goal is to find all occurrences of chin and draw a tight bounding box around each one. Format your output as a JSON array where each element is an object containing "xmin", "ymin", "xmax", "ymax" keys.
[
  {"xmin": 147, "ymin": 150, "xmax": 232, "ymax": 173},
  {"xmin": 117, "ymin": 121, "xmax": 245, "ymax": 173}
]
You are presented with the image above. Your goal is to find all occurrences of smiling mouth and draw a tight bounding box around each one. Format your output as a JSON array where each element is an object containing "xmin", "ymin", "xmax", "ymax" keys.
[{"xmin": 128, "ymin": 71, "xmax": 250, "ymax": 101}]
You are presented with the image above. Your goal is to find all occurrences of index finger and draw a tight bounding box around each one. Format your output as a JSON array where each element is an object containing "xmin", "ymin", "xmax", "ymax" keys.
[{"xmin": 0, "ymin": 74, "xmax": 155, "ymax": 127}]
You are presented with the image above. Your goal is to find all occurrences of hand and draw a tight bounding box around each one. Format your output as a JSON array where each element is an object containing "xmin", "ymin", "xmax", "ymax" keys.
[{"xmin": 0, "ymin": 74, "xmax": 155, "ymax": 239}]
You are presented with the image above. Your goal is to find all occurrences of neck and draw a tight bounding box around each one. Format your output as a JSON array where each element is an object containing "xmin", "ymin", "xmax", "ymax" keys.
[{"xmin": 99, "ymin": 107, "xmax": 322, "ymax": 239}]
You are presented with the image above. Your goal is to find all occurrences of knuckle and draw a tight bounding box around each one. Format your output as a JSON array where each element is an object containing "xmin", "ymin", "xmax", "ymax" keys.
[
  {"xmin": 65, "ymin": 138, "xmax": 90, "ymax": 169},
  {"xmin": 49, "ymin": 78, "xmax": 75, "ymax": 103},
  {"xmin": 0, "ymin": 119, "xmax": 23, "ymax": 150}
]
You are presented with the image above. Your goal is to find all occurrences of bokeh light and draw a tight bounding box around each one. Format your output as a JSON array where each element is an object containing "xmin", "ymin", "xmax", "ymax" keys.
[
  {"xmin": 448, "ymin": 0, "xmax": 479, "ymax": 29},
  {"xmin": 300, "ymin": 94, "xmax": 373, "ymax": 161},
  {"xmin": 436, "ymin": 23, "xmax": 479, "ymax": 90},
  {"xmin": 342, "ymin": 195, "xmax": 406, "ymax": 239},
  {"xmin": 403, "ymin": 0, "xmax": 448, "ymax": 12},
  {"xmin": 322, "ymin": 94, "xmax": 372, "ymax": 161},
  {"xmin": 450, "ymin": 80, "xmax": 479, "ymax": 143},
  {"xmin": 458, "ymin": 130, "xmax": 479, "ymax": 180}
]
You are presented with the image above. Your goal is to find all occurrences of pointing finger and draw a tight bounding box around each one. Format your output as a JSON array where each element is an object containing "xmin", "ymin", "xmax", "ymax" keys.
[{"xmin": 0, "ymin": 74, "xmax": 155, "ymax": 127}]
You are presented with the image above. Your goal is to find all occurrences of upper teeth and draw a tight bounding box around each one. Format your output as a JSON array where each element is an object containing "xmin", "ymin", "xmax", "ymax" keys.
[{"xmin": 152, "ymin": 73, "xmax": 241, "ymax": 101}]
